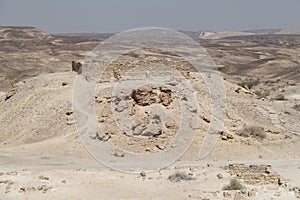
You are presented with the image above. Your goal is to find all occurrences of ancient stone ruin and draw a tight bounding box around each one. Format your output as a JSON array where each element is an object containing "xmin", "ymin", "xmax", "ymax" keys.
[
  {"xmin": 224, "ymin": 164, "xmax": 284, "ymax": 185},
  {"xmin": 131, "ymin": 85, "xmax": 173, "ymax": 107}
]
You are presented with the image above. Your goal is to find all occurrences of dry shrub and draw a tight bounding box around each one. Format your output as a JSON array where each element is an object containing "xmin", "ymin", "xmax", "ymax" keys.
[
  {"xmin": 238, "ymin": 78, "xmax": 260, "ymax": 89},
  {"xmin": 253, "ymin": 90, "xmax": 270, "ymax": 99},
  {"xmin": 292, "ymin": 104, "xmax": 300, "ymax": 111},
  {"xmin": 238, "ymin": 125, "xmax": 266, "ymax": 140},
  {"xmin": 273, "ymin": 94, "xmax": 285, "ymax": 101},
  {"xmin": 168, "ymin": 171, "xmax": 195, "ymax": 182},
  {"xmin": 223, "ymin": 179, "xmax": 245, "ymax": 190}
]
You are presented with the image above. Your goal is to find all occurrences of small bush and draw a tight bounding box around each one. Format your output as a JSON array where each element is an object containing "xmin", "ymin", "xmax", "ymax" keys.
[
  {"xmin": 168, "ymin": 171, "xmax": 195, "ymax": 182},
  {"xmin": 238, "ymin": 125, "xmax": 266, "ymax": 140},
  {"xmin": 238, "ymin": 78, "xmax": 260, "ymax": 89},
  {"xmin": 292, "ymin": 104, "xmax": 300, "ymax": 111},
  {"xmin": 223, "ymin": 179, "xmax": 245, "ymax": 190},
  {"xmin": 217, "ymin": 66, "xmax": 224, "ymax": 72},
  {"xmin": 264, "ymin": 80, "xmax": 277, "ymax": 85},
  {"xmin": 273, "ymin": 94, "xmax": 285, "ymax": 101},
  {"xmin": 253, "ymin": 90, "xmax": 270, "ymax": 99}
]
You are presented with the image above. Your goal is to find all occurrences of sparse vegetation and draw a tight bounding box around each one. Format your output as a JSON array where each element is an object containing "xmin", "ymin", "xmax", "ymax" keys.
[
  {"xmin": 273, "ymin": 94, "xmax": 286, "ymax": 101},
  {"xmin": 264, "ymin": 79, "xmax": 281, "ymax": 86},
  {"xmin": 253, "ymin": 90, "xmax": 270, "ymax": 99},
  {"xmin": 292, "ymin": 104, "xmax": 300, "ymax": 111},
  {"xmin": 9, "ymin": 80, "xmax": 17, "ymax": 88},
  {"xmin": 238, "ymin": 78, "xmax": 260, "ymax": 89},
  {"xmin": 217, "ymin": 66, "xmax": 224, "ymax": 72},
  {"xmin": 168, "ymin": 171, "xmax": 195, "ymax": 182},
  {"xmin": 238, "ymin": 125, "xmax": 266, "ymax": 140},
  {"xmin": 223, "ymin": 179, "xmax": 245, "ymax": 190}
]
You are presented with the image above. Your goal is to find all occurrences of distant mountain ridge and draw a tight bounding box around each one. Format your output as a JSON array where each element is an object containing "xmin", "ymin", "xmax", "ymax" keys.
[
  {"xmin": 0, "ymin": 26, "xmax": 53, "ymax": 40},
  {"xmin": 0, "ymin": 26, "xmax": 299, "ymax": 92},
  {"xmin": 180, "ymin": 28, "xmax": 300, "ymax": 40},
  {"xmin": 1, "ymin": 26, "xmax": 299, "ymax": 41}
]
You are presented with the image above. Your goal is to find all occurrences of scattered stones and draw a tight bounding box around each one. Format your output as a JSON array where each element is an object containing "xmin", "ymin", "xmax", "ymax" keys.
[
  {"xmin": 140, "ymin": 171, "xmax": 146, "ymax": 177},
  {"xmin": 165, "ymin": 118, "xmax": 176, "ymax": 129},
  {"xmin": 159, "ymin": 87, "xmax": 172, "ymax": 106},
  {"xmin": 37, "ymin": 185, "xmax": 51, "ymax": 193},
  {"xmin": 223, "ymin": 191, "xmax": 232, "ymax": 198},
  {"xmin": 221, "ymin": 135, "xmax": 228, "ymax": 140},
  {"xmin": 131, "ymin": 85, "xmax": 173, "ymax": 106},
  {"xmin": 142, "ymin": 126, "xmax": 162, "ymax": 137},
  {"xmin": 201, "ymin": 115, "xmax": 210, "ymax": 123},
  {"xmin": 234, "ymin": 192, "xmax": 247, "ymax": 200},
  {"xmin": 5, "ymin": 90, "xmax": 16, "ymax": 101},
  {"xmin": 65, "ymin": 111, "xmax": 75, "ymax": 125},
  {"xmin": 94, "ymin": 96, "xmax": 103, "ymax": 104},
  {"xmin": 65, "ymin": 111, "xmax": 73, "ymax": 116},
  {"xmin": 131, "ymin": 86, "xmax": 159, "ymax": 106},
  {"xmin": 112, "ymin": 149, "xmax": 125, "ymax": 158},
  {"xmin": 155, "ymin": 143, "xmax": 166, "ymax": 150},
  {"xmin": 278, "ymin": 177, "xmax": 284, "ymax": 186},
  {"xmin": 6, "ymin": 171, "xmax": 17, "ymax": 175},
  {"xmin": 220, "ymin": 131, "xmax": 234, "ymax": 140},
  {"xmin": 19, "ymin": 187, "xmax": 26, "ymax": 193},
  {"xmin": 19, "ymin": 185, "xmax": 51, "ymax": 193},
  {"xmin": 113, "ymin": 69, "xmax": 121, "ymax": 80},
  {"xmin": 240, "ymin": 190, "xmax": 247, "ymax": 194},
  {"xmin": 61, "ymin": 82, "xmax": 68, "ymax": 86},
  {"xmin": 66, "ymin": 119, "xmax": 75, "ymax": 125},
  {"xmin": 90, "ymin": 132, "xmax": 111, "ymax": 141},
  {"xmin": 265, "ymin": 167, "xmax": 271, "ymax": 174},
  {"xmin": 115, "ymin": 100, "xmax": 128, "ymax": 112},
  {"xmin": 248, "ymin": 190, "xmax": 256, "ymax": 197},
  {"xmin": 287, "ymin": 80, "xmax": 296, "ymax": 86},
  {"xmin": 0, "ymin": 179, "xmax": 13, "ymax": 184},
  {"xmin": 38, "ymin": 175, "xmax": 49, "ymax": 180},
  {"xmin": 235, "ymin": 87, "xmax": 242, "ymax": 93},
  {"xmin": 235, "ymin": 87, "xmax": 254, "ymax": 95},
  {"xmin": 217, "ymin": 173, "xmax": 223, "ymax": 179},
  {"xmin": 274, "ymin": 191, "xmax": 281, "ymax": 197},
  {"xmin": 291, "ymin": 187, "xmax": 300, "ymax": 198}
]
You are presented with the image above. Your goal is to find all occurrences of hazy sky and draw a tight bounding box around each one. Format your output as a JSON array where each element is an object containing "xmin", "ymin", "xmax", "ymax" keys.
[{"xmin": 0, "ymin": 0, "xmax": 299, "ymax": 33}]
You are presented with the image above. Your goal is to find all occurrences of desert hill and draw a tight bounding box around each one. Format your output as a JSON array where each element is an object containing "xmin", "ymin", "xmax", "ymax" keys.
[
  {"xmin": 1, "ymin": 26, "xmax": 299, "ymax": 93},
  {"xmin": 0, "ymin": 26, "xmax": 300, "ymax": 199},
  {"xmin": 0, "ymin": 26, "xmax": 52, "ymax": 40}
]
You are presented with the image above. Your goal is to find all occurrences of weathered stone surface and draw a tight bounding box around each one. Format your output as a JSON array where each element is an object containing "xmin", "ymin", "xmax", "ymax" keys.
[
  {"xmin": 131, "ymin": 85, "xmax": 173, "ymax": 106},
  {"xmin": 217, "ymin": 173, "xmax": 223, "ymax": 179},
  {"xmin": 223, "ymin": 191, "xmax": 232, "ymax": 198},
  {"xmin": 224, "ymin": 164, "xmax": 283, "ymax": 185}
]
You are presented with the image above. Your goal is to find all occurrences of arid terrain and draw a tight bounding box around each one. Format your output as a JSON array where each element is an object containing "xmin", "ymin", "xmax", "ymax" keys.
[{"xmin": 0, "ymin": 26, "xmax": 300, "ymax": 199}]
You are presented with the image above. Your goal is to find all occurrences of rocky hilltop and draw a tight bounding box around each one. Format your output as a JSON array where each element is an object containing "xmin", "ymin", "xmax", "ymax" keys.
[{"xmin": 0, "ymin": 26, "xmax": 300, "ymax": 199}]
